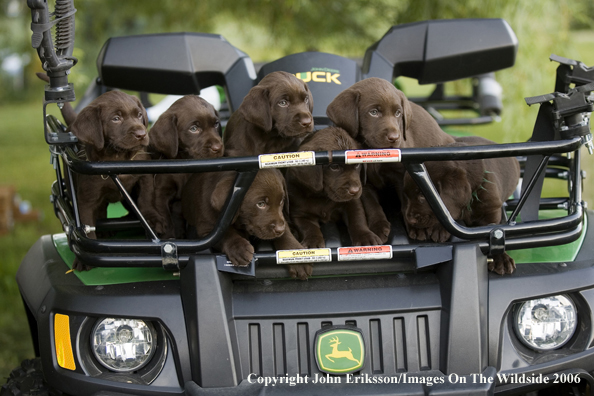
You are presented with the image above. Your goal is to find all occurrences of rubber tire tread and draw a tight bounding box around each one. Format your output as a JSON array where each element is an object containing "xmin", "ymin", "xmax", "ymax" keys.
[{"xmin": 1, "ymin": 358, "xmax": 61, "ymax": 396}]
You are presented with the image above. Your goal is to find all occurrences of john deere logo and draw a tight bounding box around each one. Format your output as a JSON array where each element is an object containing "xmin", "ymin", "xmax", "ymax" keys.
[{"xmin": 315, "ymin": 326, "xmax": 365, "ymax": 374}]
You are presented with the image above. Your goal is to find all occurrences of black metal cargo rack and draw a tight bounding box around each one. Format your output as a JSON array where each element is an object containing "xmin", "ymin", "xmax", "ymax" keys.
[{"xmin": 46, "ymin": 112, "xmax": 586, "ymax": 274}]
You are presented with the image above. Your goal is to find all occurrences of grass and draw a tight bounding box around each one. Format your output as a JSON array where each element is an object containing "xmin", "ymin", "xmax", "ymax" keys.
[
  {"xmin": 1, "ymin": 30, "xmax": 593, "ymax": 382},
  {"xmin": 0, "ymin": 100, "xmax": 63, "ymax": 379}
]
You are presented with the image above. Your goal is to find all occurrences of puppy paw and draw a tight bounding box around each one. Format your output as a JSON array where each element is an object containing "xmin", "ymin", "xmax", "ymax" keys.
[
  {"xmin": 72, "ymin": 258, "xmax": 94, "ymax": 272},
  {"xmin": 301, "ymin": 236, "xmax": 326, "ymax": 249},
  {"xmin": 351, "ymin": 230, "xmax": 384, "ymax": 246},
  {"xmin": 428, "ymin": 226, "xmax": 451, "ymax": 243},
  {"xmin": 488, "ymin": 253, "xmax": 516, "ymax": 275},
  {"xmin": 408, "ymin": 227, "xmax": 429, "ymax": 241},
  {"xmin": 370, "ymin": 220, "xmax": 391, "ymax": 244},
  {"xmin": 288, "ymin": 264, "xmax": 313, "ymax": 280},
  {"xmin": 225, "ymin": 239, "xmax": 255, "ymax": 267}
]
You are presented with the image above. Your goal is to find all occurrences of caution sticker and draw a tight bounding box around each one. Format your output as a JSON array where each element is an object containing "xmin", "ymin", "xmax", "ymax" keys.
[
  {"xmin": 344, "ymin": 149, "xmax": 401, "ymax": 164},
  {"xmin": 337, "ymin": 245, "xmax": 393, "ymax": 261},
  {"xmin": 259, "ymin": 151, "xmax": 316, "ymax": 169},
  {"xmin": 276, "ymin": 248, "xmax": 332, "ymax": 264}
]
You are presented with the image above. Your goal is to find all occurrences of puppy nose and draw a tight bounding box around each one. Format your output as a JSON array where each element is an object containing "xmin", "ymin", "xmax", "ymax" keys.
[
  {"xmin": 209, "ymin": 142, "xmax": 223, "ymax": 153},
  {"xmin": 387, "ymin": 131, "xmax": 400, "ymax": 143},
  {"xmin": 132, "ymin": 129, "xmax": 147, "ymax": 140},
  {"xmin": 299, "ymin": 115, "xmax": 312, "ymax": 128},
  {"xmin": 271, "ymin": 221, "xmax": 286, "ymax": 236},
  {"xmin": 348, "ymin": 185, "xmax": 361, "ymax": 196}
]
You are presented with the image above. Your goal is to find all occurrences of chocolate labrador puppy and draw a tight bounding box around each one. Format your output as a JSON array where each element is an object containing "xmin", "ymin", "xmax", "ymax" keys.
[
  {"xmin": 326, "ymin": 77, "xmax": 456, "ymax": 242},
  {"xmin": 286, "ymin": 127, "xmax": 383, "ymax": 248},
  {"xmin": 148, "ymin": 95, "xmax": 223, "ymax": 238},
  {"xmin": 68, "ymin": 91, "xmax": 152, "ymax": 269},
  {"xmin": 224, "ymin": 71, "xmax": 314, "ymax": 157},
  {"xmin": 182, "ymin": 169, "xmax": 313, "ymax": 280},
  {"xmin": 401, "ymin": 136, "xmax": 520, "ymax": 274}
]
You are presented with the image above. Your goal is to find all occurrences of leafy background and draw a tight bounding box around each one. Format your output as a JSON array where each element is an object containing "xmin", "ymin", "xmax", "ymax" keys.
[{"xmin": 0, "ymin": 0, "xmax": 593, "ymax": 379}]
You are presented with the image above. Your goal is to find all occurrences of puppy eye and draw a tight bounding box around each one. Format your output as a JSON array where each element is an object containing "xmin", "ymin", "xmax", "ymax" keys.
[
  {"xmin": 214, "ymin": 121, "xmax": 220, "ymax": 128},
  {"xmin": 137, "ymin": 112, "xmax": 143, "ymax": 119},
  {"xmin": 369, "ymin": 109, "xmax": 379, "ymax": 117},
  {"xmin": 256, "ymin": 201, "xmax": 267, "ymax": 209},
  {"xmin": 395, "ymin": 109, "xmax": 402, "ymax": 117},
  {"xmin": 328, "ymin": 163, "xmax": 341, "ymax": 171},
  {"xmin": 304, "ymin": 96, "xmax": 309, "ymax": 104},
  {"xmin": 189, "ymin": 125, "xmax": 201, "ymax": 134},
  {"xmin": 278, "ymin": 99, "xmax": 289, "ymax": 107},
  {"xmin": 112, "ymin": 115, "xmax": 121, "ymax": 122},
  {"xmin": 280, "ymin": 199, "xmax": 284, "ymax": 206}
]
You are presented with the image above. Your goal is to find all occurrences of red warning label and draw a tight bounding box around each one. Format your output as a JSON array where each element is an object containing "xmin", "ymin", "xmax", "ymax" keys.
[
  {"xmin": 337, "ymin": 245, "xmax": 393, "ymax": 261},
  {"xmin": 344, "ymin": 149, "xmax": 401, "ymax": 164}
]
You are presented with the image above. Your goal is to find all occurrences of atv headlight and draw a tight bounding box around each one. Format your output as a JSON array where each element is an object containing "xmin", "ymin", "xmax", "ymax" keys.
[
  {"xmin": 92, "ymin": 318, "xmax": 156, "ymax": 372},
  {"xmin": 514, "ymin": 295, "xmax": 577, "ymax": 351}
]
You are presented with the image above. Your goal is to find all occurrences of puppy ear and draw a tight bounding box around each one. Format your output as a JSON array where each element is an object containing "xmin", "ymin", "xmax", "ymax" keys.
[
  {"xmin": 214, "ymin": 109, "xmax": 223, "ymax": 136},
  {"xmin": 239, "ymin": 86, "xmax": 272, "ymax": 132},
  {"xmin": 149, "ymin": 112, "xmax": 179, "ymax": 158},
  {"xmin": 326, "ymin": 90, "xmax": 360, "ymax": 138},
  {"xmin": 210, "ymin": 173, "xmax": 236, "ymax": 212},
  {"xmin": 397, "ymin": 89, "xmax": 413, "ymax": 141},
  {"xmin": 70, "ymin": 104, "xmax": 104, "ymax": 149},
  {"xmin": 133, "ymin": 95, "xmax": 149, "ymax": 128},
  {"xmin": 289, "ymin": 165, "xmax": 323, "ymax": 192},
  {"xmin": 303, "ymin": 81, "xmax": 314, "ymax": 112},
  {"xmin": 436, "ymin": 167, "xmax": 471, "ymax": 219},
  {"xmin": 360, "ymin": 163, "xmax": 367, "ymax": 186}
]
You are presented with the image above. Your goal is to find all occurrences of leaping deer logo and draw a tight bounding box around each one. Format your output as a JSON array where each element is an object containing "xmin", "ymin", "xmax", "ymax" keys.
[{"xmin": 325, "ymin": 336, "xmax": 361, "ymax": 365}]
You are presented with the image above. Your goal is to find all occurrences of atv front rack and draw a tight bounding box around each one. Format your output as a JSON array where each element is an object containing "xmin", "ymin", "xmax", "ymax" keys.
[{"xmin": 48, "ymin": 113, "xmax": 586, "ymax": 273}]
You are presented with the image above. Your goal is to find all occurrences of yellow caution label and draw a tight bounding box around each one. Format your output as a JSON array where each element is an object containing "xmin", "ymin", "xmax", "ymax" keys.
[
  {"xmin": 276, "ymin": 248, "xmax": 332, "ymax": 264},
  {"xmin": 259, "ymin": 151, "xmax": 316, "ymax": 169}
]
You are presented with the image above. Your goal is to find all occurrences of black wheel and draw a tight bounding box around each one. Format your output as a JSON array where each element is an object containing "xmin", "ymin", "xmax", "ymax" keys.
[{"xmin": 1, "ymin": 358, "xmax": 61, "ymax": 396}]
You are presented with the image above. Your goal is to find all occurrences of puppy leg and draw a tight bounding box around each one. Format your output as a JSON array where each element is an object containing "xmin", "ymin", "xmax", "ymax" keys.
[
  {"xmin": 361, "ymin": 187, "xmax": 391, "ymax": 243},
  {"xmin": 137, "ymin": 175, "xmax": 170, "ymax": 238},
  {"xmin": 344, "ymin": 199, "xmax": 383, "ymax": 246},
  {"xmin": 217, "ymin": 226, "xmax": 255, "ymax": 267},
  {"xmin": 273, "ymin": 229, "xmax": 313, "ymax": 280},
  {"xmin": 292, "ymin": 216, "xmax": 325, "ymax": 248},
  {"xmin": 488, "ymin": 252, "xmax": 516, "ymax": 275}
]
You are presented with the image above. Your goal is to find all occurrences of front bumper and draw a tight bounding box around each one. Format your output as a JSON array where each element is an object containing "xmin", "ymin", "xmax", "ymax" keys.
[{"xmin": 15, "ymin": 212, "xmax": 594, "ymax": 395}]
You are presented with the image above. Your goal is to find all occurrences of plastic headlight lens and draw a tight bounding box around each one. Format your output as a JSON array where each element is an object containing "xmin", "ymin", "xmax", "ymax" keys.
[
  {"xmin": 92, "ymin": 318, "xmax": 156, "ymax": 372},
  {"xmin": 515, "ymin": 295, "xmax": 577, "ymax": 351}
]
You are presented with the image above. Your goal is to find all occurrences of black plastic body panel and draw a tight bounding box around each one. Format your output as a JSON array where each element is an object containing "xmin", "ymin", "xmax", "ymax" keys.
[
  {"xmin": 97, "ymin": 33, "xmax": 255, "ymax": 111},
  {"xmin": 363, "ymin": 19, "xmax": 518, "ymax": 83}
]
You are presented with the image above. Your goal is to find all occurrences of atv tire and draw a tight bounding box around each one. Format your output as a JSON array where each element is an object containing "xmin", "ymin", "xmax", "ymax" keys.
[{"xmin": 1, "ymin": 358, "xmax": 61, "ymax": 396}]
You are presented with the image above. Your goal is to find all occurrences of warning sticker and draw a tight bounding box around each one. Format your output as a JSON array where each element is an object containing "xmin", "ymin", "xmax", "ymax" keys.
[
  {"xmin": 337, "ymin": 245, "xmax": 393, "ymax": 261},
  {"xmin": 344, "ymin": 149, "xmax": 401, "ymax": 164},
  {"xmin": 259, "ymin": 151, "xmax": 316, "ymax": 169},
  {"xmin": 276, "ymin": 248, "xmax": 332, "ymax": 264}
]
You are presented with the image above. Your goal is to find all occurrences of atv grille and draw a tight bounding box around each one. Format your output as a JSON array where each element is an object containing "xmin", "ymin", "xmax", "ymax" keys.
[{"xmin": 236, "ymin": 311, "xmax": 440, "ymax": 378}]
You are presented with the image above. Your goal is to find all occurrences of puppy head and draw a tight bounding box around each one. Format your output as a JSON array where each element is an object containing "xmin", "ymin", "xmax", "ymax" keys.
[
  {"xmin": 402, "ymin": 162, "xmax": 471, "ymax": 228},
  {"xmin": 289, "ymin": 127, "xmax": 363, "ymax": 202},
  {"xmin": 70, "ymin": 91, "xmax": 149, "ymax": 151},
  {"xmin": 150, "ymin": 95, "xmax": 223, "ymax": 159},
  {"xmin": 240, "ymin": 71, "xmax": 314, "ymax": 138},
  {"xmin": 211, "ymin": 169, "xmax": 288, "ymax": 240},
  {"xmin": 327, "ymin": 77, "xmax": 412, "ymax": 148}
]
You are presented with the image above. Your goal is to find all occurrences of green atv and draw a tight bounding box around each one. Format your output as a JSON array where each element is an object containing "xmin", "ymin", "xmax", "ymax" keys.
[{"xmin": 4, "ymin": 0, "xmax": 594, "ymax": 395}]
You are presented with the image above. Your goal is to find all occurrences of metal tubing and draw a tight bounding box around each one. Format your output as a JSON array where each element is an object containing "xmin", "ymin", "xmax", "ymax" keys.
[
  {"xmin": 508, "ymin": 155, "xmax": 550, "ymax": 223},
  {"xmin": 109, "ymin": 175, "xmax": 159, "ymax": 242}
]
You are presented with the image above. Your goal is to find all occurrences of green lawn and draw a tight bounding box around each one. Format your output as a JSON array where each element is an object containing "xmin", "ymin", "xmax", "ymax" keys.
[{"xmin": 0, "ymin": 101, "xmax": 62, "ymax": 378}]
